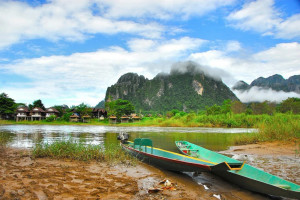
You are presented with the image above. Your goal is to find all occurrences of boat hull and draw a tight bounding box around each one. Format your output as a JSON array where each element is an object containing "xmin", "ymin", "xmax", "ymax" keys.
[
  {"xmin": 121, "ymin": 143, "xmax": 211, "ymax": 173},
  {"xmin": 175, "ymin": 141, "xmax": 300, "ymax": 199},
  {"xmin": 213, "ymin": 169, "xmax": 300, "ymax": 199}
]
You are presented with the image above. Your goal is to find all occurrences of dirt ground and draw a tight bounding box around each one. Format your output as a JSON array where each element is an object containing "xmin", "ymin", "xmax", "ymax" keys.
[
  {"xmin": 0, "ymin": 141, "xmax": 299, "ymax": 200},
  {"xmin": 0, "ymin": 148, "xmax": 220, "ymax": 200}
]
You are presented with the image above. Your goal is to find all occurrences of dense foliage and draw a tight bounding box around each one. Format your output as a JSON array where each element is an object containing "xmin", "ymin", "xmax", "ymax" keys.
[
  {"xmin": 29, "ymin": 99, "xmax": 46, "ymax": 110},
  {"xmin": 105, "ymin": 99, "xmax": 135, "ymax": 118},
  {"xmin": 0, "ymin": 93, "xmax": 16, "ymax": 119}
]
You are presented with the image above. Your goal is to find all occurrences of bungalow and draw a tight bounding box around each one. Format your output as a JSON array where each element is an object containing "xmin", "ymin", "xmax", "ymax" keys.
[
  {"xmin": 132, "ymin": 115, "xmax": 141, "ymax": 122},
  {"xmin": 16, "ymin": 107, "xmax": 30, "ymax": 121},
  {"xmin": 92, "ymin": 108, "xmax": 107, "ymax": 119},
  {"xmin": 121, "ymin": 115, "xmax": 130, "ymax": 123},
  {"xmin": 31, "ymin": 107, "xmax": 45, "ymax": 121},
  {"xmin": 45, "ymin": 108, "xmax": 59, "ymax": 118},
  {"xmin": 109, "ymin": 115, "xmax": 117, "ymax": 124},
  {"xmin": 82, "ymin": 115, "xmax": 91, "ymax": 123},
  {"xmin": 70, "ymin": 114, "xmax": 79, "ymax": 122}
]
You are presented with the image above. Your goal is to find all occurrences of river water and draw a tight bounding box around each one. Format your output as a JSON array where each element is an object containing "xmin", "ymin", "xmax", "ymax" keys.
[{"xmin": 0, "ymin": 125, "xmax": 256, "ymax": 151}]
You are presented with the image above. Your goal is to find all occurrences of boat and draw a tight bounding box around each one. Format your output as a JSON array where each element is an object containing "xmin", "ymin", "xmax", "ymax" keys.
[
  {"xmin": 175, "ymin": 141, "xmax": 300, "ymax": 199},
  {"xmin": 120, "ymin": 138, "xmax": 215, "ymax": 173}
]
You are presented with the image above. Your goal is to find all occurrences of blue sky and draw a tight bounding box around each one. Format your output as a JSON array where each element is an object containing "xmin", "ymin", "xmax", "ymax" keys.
[{"xmin": 0, "ymin": 0, "xmax": 300, "ymax": 107}]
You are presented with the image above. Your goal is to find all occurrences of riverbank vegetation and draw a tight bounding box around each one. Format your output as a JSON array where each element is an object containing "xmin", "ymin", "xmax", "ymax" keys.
[
  {"xmin": 1, "ymin": 92, "xmax": 299, "ymax": 144},
  {"xmin": 32, "ymin": 139, "xmax": 137, "ymax": 165}
]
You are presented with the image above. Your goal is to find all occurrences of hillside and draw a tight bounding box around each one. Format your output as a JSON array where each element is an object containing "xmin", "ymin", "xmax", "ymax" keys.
[
  {"xmin": 105, "ymin": 63, "xmax": 238, "ymax": 112},
  {"xmin": 233, "ymin": 74, "xmax": 300, "ymax": 94}
]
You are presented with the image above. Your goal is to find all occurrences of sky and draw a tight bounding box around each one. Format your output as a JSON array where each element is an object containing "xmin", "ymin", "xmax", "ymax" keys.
[{"xmin": 0, "ymin": 0, "xmax": 300, "ymax": 107}]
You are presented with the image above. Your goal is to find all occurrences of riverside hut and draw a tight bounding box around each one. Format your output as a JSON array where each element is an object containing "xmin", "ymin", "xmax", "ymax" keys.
[
  {"xmin": 16, "ymin": 107, "xmax": 30, "ymax": 121},
  {"xmin": 109, "ymin": 115, "xmax": 117, "ymax": 124},
  {"xmin": 132, "ymin": 115, "xmax": 141, "ymax": 122},
  {"xmin": 70, "ymin": 114, "xmax": 79, "ymax": 122},
  {"xmin": 92, "ymin": 108, "xmax": 107, "ymax": 119},
  {"xmin": 45, "ymin": 108, "xmax": 59, "ymax": 118},
  {"xmin": 121, "ymin": 115, "xmax": 130, "ymax": 123},
  {"xmin": 82, "ymin": 115, "xmax": 91, "ymax": 123},
  {"xmin": 31, "ymin": 107, "xmax": 45, "ymax": 121}
]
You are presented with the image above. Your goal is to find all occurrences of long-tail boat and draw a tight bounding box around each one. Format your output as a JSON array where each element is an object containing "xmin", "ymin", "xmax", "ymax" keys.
[
  {"xmin": 120, "ymin": 138, "xmax": 215, "ymax": 172},
  {"xmin": 175, "ymin": 141, "xmax": 300, "ymax": 199}
]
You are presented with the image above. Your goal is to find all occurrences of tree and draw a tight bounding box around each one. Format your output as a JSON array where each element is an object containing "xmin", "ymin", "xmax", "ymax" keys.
[
  {"xmin": 206, "ymin": 104, "xmax": 221, "ymax": 115},
  {"xmin": 279, "ymin": 98, "xmax": 300, "ymax": 114},
  {"xmin": 0, "ymin": 93, "xmax": 16, "ymax": 119},
  {"xmin": 231, "ymin": 100, "xmax": 246, "ymax": 114},
  {"xmin": 106, "ymin": 99, "xmax": 135, "ymax": 118},
  {"xmin": 251, "ymin": 101, "xmax": 276, "ymax": 115},
  {"xmin": 29, "ymin": 99, "xmax": 45, "ymax": 110},
  {"xmin": 52, "ymin": 105, "xmax": 69, "ymax": 117},
  {"xmin": 221, "ymin": 99, "xmax": 232, "ymax": 114},
  {"xmin": 75, "ymin": 103, "xmax": 92, "ymax": 116}
]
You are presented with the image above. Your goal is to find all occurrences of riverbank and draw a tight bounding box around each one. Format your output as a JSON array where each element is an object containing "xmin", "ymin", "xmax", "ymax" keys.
[
  {"xmin": 0, "ymin": 147, "xmax": 257, "ymax": 200},
  {"xmin": 1, "ymin": 141, "xmax": 299, "ymax": 200},
  {"xmin": 220, "ymin": 141, "xmax": 300, "ymax": 185}
]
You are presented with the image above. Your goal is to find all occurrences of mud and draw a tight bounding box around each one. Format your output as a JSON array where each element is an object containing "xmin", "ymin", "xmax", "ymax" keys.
[
  {"xmin": 1, "ymin": 141, "xmax": 299, "ymax": 200},
  {"xmin": 0, "ymin": 148, "xmax": 217, "ymax": 200}
]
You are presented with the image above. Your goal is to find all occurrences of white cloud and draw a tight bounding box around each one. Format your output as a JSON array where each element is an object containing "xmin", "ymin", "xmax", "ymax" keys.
[
  {"xmin": 227, "ymin": 0, "xmax": 300, "ymax": 39},
  {"xmin": 189, "ymin": 42, "xmax": 300, "ymax": 86},
  {"xmin": 100, "ymin": 0, "xmax": 236, "ymax": 19},
  {"xmin": 0, "ymin": 0, "xmax": 165, "ymax": 50},
  {"xmin": 234, "ymin": 87, "xmax": 300, "ymax": 103},
  {"xmin": 1, "ymin": 37, "xmax": 205, "ymax": 107},
  {"xmin": 225, "ymin": 41, "xmax": 242, "ymax": 52},
  {"xmin": 0, "ymin": 0, "xmax": 236, "ymax": 50},
  {"xmin": 276, "ymin": 14, "xmax": 300, "ymax": 39}
]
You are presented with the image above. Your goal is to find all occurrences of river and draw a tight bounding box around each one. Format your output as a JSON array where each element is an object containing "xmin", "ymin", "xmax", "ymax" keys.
[{"xmin": 0, "ymin": 124, "xmax": 256, "ymax": 151}]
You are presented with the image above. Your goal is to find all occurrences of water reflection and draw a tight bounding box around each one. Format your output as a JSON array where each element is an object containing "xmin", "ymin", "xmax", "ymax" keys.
[{"xmin": 0, "ymin": 125, "xmax": 257, "ymax": 151}]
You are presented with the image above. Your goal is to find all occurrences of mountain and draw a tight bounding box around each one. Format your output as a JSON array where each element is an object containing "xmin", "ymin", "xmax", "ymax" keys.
[
  {"xmin": 233, "ymin": 74, "xmax": 300, "ymax": 94},
  {"xmin": 105, "ymin": 63, "xmax": 238, "ymax": 112},
  {"xmin": 95, "ymin": 100, "xmax": 105, "ymax": 108}
]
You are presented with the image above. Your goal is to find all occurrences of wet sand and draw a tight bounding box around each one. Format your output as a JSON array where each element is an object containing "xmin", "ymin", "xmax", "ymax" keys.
[{"xmin": 0, "ymin": 141, "xmax": 299, "ymax": 200}]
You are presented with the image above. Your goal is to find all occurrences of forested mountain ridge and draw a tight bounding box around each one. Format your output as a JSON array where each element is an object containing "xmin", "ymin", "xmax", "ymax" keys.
[
  {"xmin": 233, "ymin": 74, "xmax": 300, "ymax": 94},
  {"xmin": 105, "ymin": 64, "xmax": 238, "ymax": 112}
]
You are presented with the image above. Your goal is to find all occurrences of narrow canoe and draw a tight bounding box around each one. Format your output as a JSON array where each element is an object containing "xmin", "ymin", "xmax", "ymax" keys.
[
  {"xmin": 121, "ymin": 138, "xmax": 214, "ymax": 173},
  {"xmin": 175, "ymin": 141, "xmax": 300, "ymax": 199}
]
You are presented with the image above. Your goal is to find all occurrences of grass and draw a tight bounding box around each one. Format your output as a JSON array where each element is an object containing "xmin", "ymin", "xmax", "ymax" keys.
[
  {"xmin": 234, "ymin": 114, "xmax": 300, "ymax": 145},
  {"xmin": 32, "ymin": 139, "xmax": 137, "ymax": 165},
  {"xmin": 0, "ymin": 132, "xmax": 13, "ymax": 147}
]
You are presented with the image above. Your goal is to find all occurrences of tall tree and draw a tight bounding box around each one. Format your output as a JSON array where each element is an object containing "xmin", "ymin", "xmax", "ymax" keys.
[
  {"xmin": 106, "ymin": 99, "xmax": 135, "ymax": 118},
  {"xmin": 29, "ymin": 99, "xmax": 46, "ymax": 110},
  {"xmin": 0, "ymin": 93, "xmax": 16, "ymax": 119},
  {"xmin": 75, "ymin": 103, "xmax": 92, "ymax": 116},
  {"xmin": 279, "ymin": 98, "xmax": 300, "ymax": 114},
  {"xmin": 231, "ymin": 100, "xmax": 246, "ymax": 114}
]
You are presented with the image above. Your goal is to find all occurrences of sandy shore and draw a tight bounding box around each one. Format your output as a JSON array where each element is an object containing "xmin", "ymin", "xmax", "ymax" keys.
[{"xmin": 1, "ymin": 141, "xmax": 299, "ymax": 200}]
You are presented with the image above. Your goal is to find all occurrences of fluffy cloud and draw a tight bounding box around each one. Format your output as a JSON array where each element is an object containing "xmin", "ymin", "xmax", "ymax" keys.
[
  {"xmin": 227, "ymin": 0, "xmax": 300, "ymax": 39},
  {"xmin": 0, "ymin": 0, "xmax": 236, "ymax": 50},
  {"xmin": 189, "ymin": 42, "xmax": 300, "ymax": 86},
  {"xmin": 0, "ymin": 0, "xmax": 165, "ymax": 50},
  {"xmin": 1, "ymin": 37, "xmax": 205, "ymax": 106},
  {"xmin": 234, "ymin": 87, "xmax": 300, "ymax": 103},
  {"xmin": 100, "ymin": 0, "xmax": 235, "ymax": 19}
]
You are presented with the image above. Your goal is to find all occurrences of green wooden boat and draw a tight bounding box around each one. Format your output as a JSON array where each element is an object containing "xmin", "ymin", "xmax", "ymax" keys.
[
  {"xmin": 175, "ymin": 141, "xmax": 300, "ymax": 199},
  {"xmin": 121, "ymin": 138, "xmax": 215, "ymax": 172}
]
